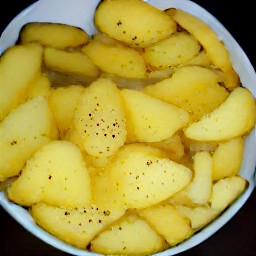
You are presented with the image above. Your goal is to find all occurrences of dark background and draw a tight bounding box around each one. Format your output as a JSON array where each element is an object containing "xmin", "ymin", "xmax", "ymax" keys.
[{"xmin": 0, "ymin": 1, "xmax": 256, "ymax": 256}]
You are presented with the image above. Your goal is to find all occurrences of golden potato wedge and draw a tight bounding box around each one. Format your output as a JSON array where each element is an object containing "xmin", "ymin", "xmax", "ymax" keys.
[
  {"xmin": 209, "ymin": 176, "xmax": 247, "ymax": 211},
  {"xmin": 167, "ymin": 9, "xmax": 240, "ymax": 89},
  {"xmin": 0, "ymin": 96, "xmax": 57, "ymax": 182},
  {"xmin": 148, "ymin": 134, "xmax": 185, "ymax": 161},
  {"xmin": 184, "ymin": 87, "xmax": 256, "ymax": 141},
  {"xmin": 121, "ymin": 88, "xmax": 189, "ymax": 142},
  {"xmin": 175, "ymin": 204, "xmax": 218, "ymax": 230},
  {"xmin": 20, "ymin": 22, "xmax": 89, "ymax": 49},
  {"xmin": 82, "ymin": 39, "xmax": 146, "ymax": 78},
  {"xmin": 90, "ymin": 214, "xmax": 168, "ymax": 255},
  {"xmin": 186, "ymin": 151, "xmax": 213, "ymax": 204},
  {"xmin": 0, "ymin": 43, "xmax": 43, "ymax": 120},
  {"xmin": 139, "ymin": 204, "xmax": 192, "ymax": 246},
  {"xmin": 7, "ymin": 140, "xmax": 91, "ymax": 208},
  {"xmin": 72, "ymin": 78, "xmax": 127, "ymax": 157},
  {"xmin": 144, "ymin": 31, "xmax": 201, "ymax": 68},
  {"xmin": 94, "ymin": 0, "xmax": 177, "ymax": 47},
  {"xmin": 144, "ymin": 66, "xmax": 229, "ymax": 121},
  {"xmin": 48, "ymin": 85, "xmax": 85, "ymax": 138},
  {"xmin": 27, "ymin": 72, "xmax": 51, "ymax": 99},
  {"xmin": 212, "ymin": 137, "xmax": 244, "ymax": 181},
  {"xmin": 43, "ymin": 47, "xmax": 100, "ymax": 77},
  {"xmin": 31, "ymin": 202, "xmax": 125, "ymax": 249},
  {"xmin": 105, "ymin": 143, "xmax": 192, "ymax": 209}
]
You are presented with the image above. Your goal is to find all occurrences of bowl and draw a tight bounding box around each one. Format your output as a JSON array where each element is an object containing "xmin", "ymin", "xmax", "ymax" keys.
[{"xmin": 0, "ymin": 0, "xmax": 255, "ymax": 255}]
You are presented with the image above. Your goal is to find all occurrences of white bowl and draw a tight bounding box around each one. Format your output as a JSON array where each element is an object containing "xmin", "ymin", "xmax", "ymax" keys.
[{"xmin": 0, "ymin": 1, "xmax": 255, "ymax": 255}]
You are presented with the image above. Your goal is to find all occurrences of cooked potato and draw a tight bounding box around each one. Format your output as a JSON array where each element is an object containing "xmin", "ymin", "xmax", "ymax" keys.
[
  {"xmin": 167, "ymin": 8, "xmax": 239, "ymax": 89},
  {"xmin": 27, "ymin": 72, "xmax": 51, "ymax": 99},
  {"xmin": 105, "ymin": 143, "xmax": 192, "ymax": 208},
  {"xmin": 184, "ymin": 50, "xmax": 212, "ymax": 67},
  {"xmin": 144, "ymin": 31, "xmax": 201, "ymax": 68},
  {"xmin": 72, "ymin": 78, "xmax": 127, "ymax": 157},
  {"xmin": 43, "ymin": 47, "xmax": 100, "ymax": 77},
  {"xmin": 0, "ymin": 43, "xmax": 43, "ymax": 120},
  {"xmin": 82, "ymin": 38, "xmax": 146, "ymax": 78},
  {"xmin": 48, "ymin": 85, "xmax": 85, "ymax": 138},
  {"xmin": 0, "ymin": 96, "xmax": 57, "ymax": 182},
  {"xmin": 94, "ymin": 0, "xmax": 177, "ymax": 47},
  {"xmin": 121, "ymin": 88, "xmax": 189, "ymax": 142},
  {"xmin": 139, "ymin": 203, "xmax": 192, "ymax": 246},
  {"xmin": 148, "ymin": 134, "xmax": 185, "ymax": 161},
  {"xmin": 20, "ymin": 22, "xmax": 89, "ymax": 49},
  {"xmin": 210, "ymin": 176, "xmax": 247, "ymax": 211},
  {"xmin": 175, "ymin": 204, "xmax": 218, "ymax": 230},
  {"xmin": 7, "ymin": 140, "xmax": 91, "ymax": 208},
  {"xmin": 31, "ymin": 202, "xmax": 125, "ymax": 249},
  {"xmin": 90, "ymin": 214, "xmax": 168, "ymax": 255},
  {"xmin": 186, "ymin": 151, "xmax": 212, "ymax": 204},
  {"xmin": 144, "ymin": 66, "xmax": 229, "ymax": 121},
  {"xmin": 184, "ymin": 87, "xmax": 256, "ymax": 141},
  {"xmin": 212, "ymin": 137, "xmax": 244, "ymax": 181}
]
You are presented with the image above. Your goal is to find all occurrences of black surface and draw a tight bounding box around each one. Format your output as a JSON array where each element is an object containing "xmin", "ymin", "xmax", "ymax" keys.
[{"xmin": 0, "ymin": 1, "xmax": 256, "ymax": 256}]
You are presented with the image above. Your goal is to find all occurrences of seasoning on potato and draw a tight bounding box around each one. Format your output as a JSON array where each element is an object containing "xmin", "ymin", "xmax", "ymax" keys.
[{"xmin": 0, "ymin": 0, "xmax": 256, "ymax": 255}]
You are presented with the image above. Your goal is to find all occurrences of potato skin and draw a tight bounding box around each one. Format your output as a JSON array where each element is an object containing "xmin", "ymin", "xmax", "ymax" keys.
[{"xmin": 94, "ymin": 0, "xmax": 177, "ymax": 47}]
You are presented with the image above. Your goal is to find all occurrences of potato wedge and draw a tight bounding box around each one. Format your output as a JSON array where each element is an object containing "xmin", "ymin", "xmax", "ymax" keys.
[
  {"xmin": 210, "ymin": 176, "xmax": 247, "ymax": 211},
  {"xmin": 48, "ymin": 85, "xmax": 85, "ymax": 138},
  {"xmin": 175, "ymin": 204, "xmax": 218, "ymax": 230},
  {"xmin": 27, "ymin": 72, "xmax": 51, "ymax": 99},
  {"xmin": 72, "ymin": 78, "xmax": 127, "ymax": 157},
  {"xmin": 82, "ymin": 39, "xmax": 146, "ymax": 78},
  {"xmin": 139, "ymin": 204, "xmax": 192, "ymax": 246},
  {"xmin": 105, "ymin": 143, "xmax": 192, "ymax": 208},
  {"xmin": 121, "ymin": 88, "xmax": 189, "ymax": 142},
  {"xmin": 212, "ymin": 137, "xmax": 244, "ymax": 181},
  {"xmin": 94, "ymin": 0, "xmax": 177, "ymax": 47},
  {"xmin": 0, "ymin": 43, "xmax": 43, "ymax": 120},
  {"xmin": 0, "ymin": 96, "xmax": 57, "ymax": 182},
  {"xmin": 31, "ymin": 202, "xmax": 124, "ymax": 249},
  {"xmin": 20, "ymin": 22, "xmax": 89, "ymax": 49},
  {"xmin": 186, "ymin": 151, "xmax": 212, "ymax": 204},
  {"xmin": 144, "ymin": 31, "xmax": 201, "ymax": 68},
  {"xmin": 90, "ymin": 214, "xmax": 168, "ymax": 255},
  {"xmin": 7, "ymin": 140, "xmax": 91, "ymax": 208},
  {"xmin": 184, "ymin": 87, "xmax": 256, "ymax": 141},
  {"xmin": 43, "ymin": 47, "xmax": 100, "ymax": 77},
  {"xmin": 167, "ymin": 9, "xmax": 240, "ymax": 89},
  {"xmin": 144, "ymin": 66, "xmax": 229, "ymax": 121}
]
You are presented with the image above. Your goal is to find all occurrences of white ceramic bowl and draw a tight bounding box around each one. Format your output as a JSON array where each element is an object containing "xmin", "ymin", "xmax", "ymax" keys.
[{"xmin": 0, "ymin": 1, "xmax": 255, "ymax": 255}]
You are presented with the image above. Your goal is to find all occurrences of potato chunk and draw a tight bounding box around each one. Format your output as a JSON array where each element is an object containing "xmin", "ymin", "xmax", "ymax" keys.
[
  {"xmin": 94, "ymin": 0, "xmax": 177, "ymax": 47},
  {"xmin": 48, "ymin": 85, "xmax": 85, "ymax": 138},
  {"xmin": 144, "ymin": 31, "xmax": 201, "ymax": 68},
  {"xmin": 43, "ymin": 47, "xmax": 100, "ymax": 77},
  {"xmin": 31, "ymin": 202, "xmax": 124, "ymax": 249},
  {"xmin": 0, "ymin": 96, "xmax": 57, "ymax": 182},
  {"xmin": 212, "ymin": 137, "xmax": 244, "ymax": 181},
  {"xmin": 121, "ymin": 88, "xmax": 189, "ymax": 142},
  {"xmin": 144, "ymin": 66, "xmax": 229, "ymax": 121},
  {"xmin": 209, "ymin": 176, "xmax": 247, "ymax": 211},
  {"xmin": 0, "ymin": 43, "xmax": 43, "ymax": 120},
  {"xmin": 184, "ymin": 87, "xmax": 256, "ymax": 141},
  {"xmin": 139, "ymin": 204, "xmax": 192, "ymax": 246},
  {"xmin": 82, "ymin": 38, "xmax": 146, "ymax": 78},
  {"xmin": 72, "ymin": 78, "xmax": 127, "ymax": 157},
  {"xmin": 168, "ymin": 9, "xmax": 239, "ymax": 88},
  {"xmin": 105, "ymin": 143, "xmax": 192, "ymax": 208},
  {"xmin": 90, "ymin": 214, "xmax": 168, "ymax": 255},
  {"xmin": 20, "ymin": 22, "xmax": 89, "ymax": 49},
  {"xmin": 7, "ymin": 140, "xmax": 91, "ymax": 208}
]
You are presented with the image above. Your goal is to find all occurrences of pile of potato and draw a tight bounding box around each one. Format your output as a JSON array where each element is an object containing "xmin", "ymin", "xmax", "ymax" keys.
[{"xmin": 1, "ymin": 0, "xmax": 256, "ymax": 255}]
